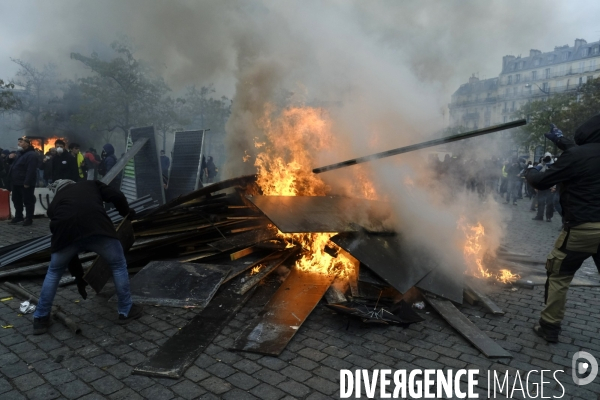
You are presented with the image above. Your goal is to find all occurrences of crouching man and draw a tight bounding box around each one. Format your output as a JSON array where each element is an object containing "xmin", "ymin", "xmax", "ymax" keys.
[{"xmin": 33, "ymin": 179, "xmax": 143, "ymax": 335}]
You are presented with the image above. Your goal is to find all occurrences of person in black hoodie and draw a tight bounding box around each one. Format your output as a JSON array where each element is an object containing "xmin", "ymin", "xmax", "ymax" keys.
[
  {"xmin": 8, "ymin": 137, "xmax": 39, "ymax": 226},
  {"xmin": 526, "ymin": 114, "xmax": 600, "ymax": 343},
  {"xmin": 51, "ymin": 139, "xmax": 78, "ymax": 181},
  {"xmin": 32, "ymin": 179, "xmax": 143, "ymax": 335}
]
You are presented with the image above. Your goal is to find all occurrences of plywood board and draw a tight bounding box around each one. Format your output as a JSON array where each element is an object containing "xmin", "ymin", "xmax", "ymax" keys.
[
  {"xmin": 231, "ymin": 269, "xmax": 334, "ymax": 356},
  {"xmin": 425, "ymin": 296, "xmax": 511, "ymax": 358}
]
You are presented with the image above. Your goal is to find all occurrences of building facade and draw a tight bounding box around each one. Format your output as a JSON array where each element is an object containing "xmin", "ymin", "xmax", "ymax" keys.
[{"xmin": 449, "ymin": 38, "xmax": 600, "ymax": 129}]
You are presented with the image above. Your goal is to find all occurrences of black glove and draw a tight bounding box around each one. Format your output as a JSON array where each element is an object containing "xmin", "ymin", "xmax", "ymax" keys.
[
  {"xmin": 126, "ymin": 208, "xmax": 136, "ymax": 221},
  {"xmin": 67, "ymin": 257, "xmax": 88, "ymax": 300},
  {"xmin": 544, "ymin": 123, "xmax": 563, "ymax": 144}
]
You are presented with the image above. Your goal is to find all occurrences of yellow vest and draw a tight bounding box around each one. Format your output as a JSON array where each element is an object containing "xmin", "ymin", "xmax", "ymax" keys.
[{"xmin": 77, "ymin": 153, "xmax": 84, "ymax": 178}]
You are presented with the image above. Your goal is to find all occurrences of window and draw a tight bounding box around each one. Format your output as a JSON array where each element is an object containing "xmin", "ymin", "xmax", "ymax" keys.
[
  {"xmin": 582, "ymin": 48, "xmax": 590, "ymax": 56},
  {"xmin": 532, "ymin": 70, "xmax": 538, "ymax": 80},
  {"xmin": 562, "ymin": 52, "xmax": 570, "ymax": 61},
  {"xmin": 558, "ymin": 65, "xmax": 566, "ymax": 76},
  {"xmin": 593, "ymin": 47, "xmax": 599, "ymax": 55},
  {"xmin": 545, "ymin": 68, "xmax": 551, "ymax": 78},
  {"xmin": 504, "ymin": 116, "xmax": 508, "ymax": 123},
  {"xmin": 579, "ymin": 77, "xmax": 584, "ymax": 85},
  {"xmin": 534, "ymin": 58, "xmax": 541, "ymax": 66},
  {"xmin": 579, "ymin": 62, "xmax": 585, "ymax": 73},
  {"xmin": 590, "ymin": 59, "xmax": 597, "ymax": 71},
  {"xmin": 548, "ymin": 55, "xmax": 555, "ymax": 63},
  {"xmin": 511, "ymin": 101, "xmax": 516, "ymax": 111},
  {"xmin": 505, "ymin": 88, "xmax": 510, "ymax": 96},
  {"xmin": 542, "ymin": 82, "xmax": 549, "ymax": 92},
  {"xmin": 513, "ymin": 87, "xmax": 518, "ymax": 95},
  {"xmin": 515, "ymin": 74, "xmax": 521, "ymax": 83},
  {"xmin": 507, "ymin": 75, "xmax": 512, "ymax": 84}
]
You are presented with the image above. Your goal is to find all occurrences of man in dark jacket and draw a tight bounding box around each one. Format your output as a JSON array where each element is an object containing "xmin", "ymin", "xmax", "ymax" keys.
[
  {"xmin": 8, "ymin": 137, "xmax": 39, "ymax": 226},
  {"xmin": 525, "ymin": 115, "xmax": 600, "ymax": 342},
  {"xmin": 32, "ymin": 179, "xmax": 143, "ymax": 335},
  {"xmin": 99, "ymin": 143, "xmax": 117, "ymax": 176},
  {"xmin": 504, "ymin": 157, "xmax": 521, "ymax": 205},
  {"xmin": 51, "ymin": 139, "xmax": 78, "ymax": 181}
]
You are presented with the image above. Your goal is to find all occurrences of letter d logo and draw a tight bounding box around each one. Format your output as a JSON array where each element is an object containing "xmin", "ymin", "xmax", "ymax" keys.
[{"xmin": 572, "ymin": 351, "xmax": 598, "ymax": 386}]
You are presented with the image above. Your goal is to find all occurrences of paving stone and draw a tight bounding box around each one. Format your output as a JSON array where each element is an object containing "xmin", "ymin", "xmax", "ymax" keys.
[
  {"xmin": 24, "ymin": 384, "xmax": 61, "ymax": 400},
  {"xmin": 12, "ymin": 372, "xmax": 45, "ymax": 392},
  {"xmin": 183, "ymin": 365, "xmax": 211, "ymax": 382},
  {"xmin": 253, "ymin": 369, "xmax": 287, "ymax": 386},
  {"xmin": 281, "ymin": 365, "xmax": 312, "ymax": 382},
  {"xmin": 140, "ymin": 384, "xmax": 175, "ymax": 400},
  {"xmin": 56, "ymin": 379, "xmax": 93, "ymax": 399},
  {"xmin": 199, "ymin": 376, "xmax": 232, "ymax": 395},
  {"xmin": 43, "ymin": 368, "xmax": 77, "ymax": 385},
  {"xmin": 249, "ymin": 383, "xmax": 286, "ymax": 400},
  {"xmin": 122, "ymin": 374, "xmax": 155, "ymax": 392},
  {"xmin": 0, "ymin": 390, "xmax": 26, "ymax": 400},
  {"xmin": 206, "ymin": 361, "xmax": 236, "ymax": 378},
  {"xmin": 277, "ymin": 380, "xmax": 311, "ymax": 398},
  {"xmin": 221, "ymin": 388, "xmax": 258, "ymax": 400},
  {"xmin": 74, "ymin": 366, "xmax": 107, "ymax": 383},
  {"xmin": 108, "ymin": 387, "xmax": 144, "ymax": 400},
  {"xmin": 172, "ymin": 380, "xmax": 206, "ymax": 400},
  {"xmin": 90, "ymin": 375, "xmax": 125, "ymax": 395},
  {"xmin": 226, "ymin": 372, "xmax": 261, "ymax": 390}
]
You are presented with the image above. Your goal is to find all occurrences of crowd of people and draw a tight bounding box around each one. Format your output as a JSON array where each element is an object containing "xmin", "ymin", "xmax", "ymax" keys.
[
  {"xmin": 0, "ymin": 137, "xmax": 120, "ymax": 226},
  {"xmin": 429, "ymin": 151, "xmax": 562, "ymax": 224}
]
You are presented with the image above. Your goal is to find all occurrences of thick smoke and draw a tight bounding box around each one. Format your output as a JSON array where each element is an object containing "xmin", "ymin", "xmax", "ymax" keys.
[{"xmin": 4, "ymin": 0, "xmax": 598, "ymax": 277}]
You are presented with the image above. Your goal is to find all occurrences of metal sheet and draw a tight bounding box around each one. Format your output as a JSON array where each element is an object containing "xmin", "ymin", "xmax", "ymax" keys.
[
  {"xmin": 130, "ymin": 126, "xmax": 165, "ymax": 205},
  {"xmin": 117, "ymin": 261, "xmax": 230, "ymax": 308},
  {"xmin": 416, "ymin": 266, "xmax": 464, "ymax": 304},
  {"xmin": 231, "ymin": 268, "xmax": 334, "ymax": 356},
  {"xmin": 330, "ymin": 233, "xmax": 433, "ymax": 294},
  {"xmin": 425, "ymin": 296, "xmax": 512, "ymax": 358},
  {"xmin": 246, "ymin": 195, "xmax": 393, "ymax": 233},
  {"xmin": 464, "ymin": 280, "xmax": 505, "ymax": 315},
  {"xmin": 83, "ymin": 219, "xmax": 135, "ymax": 294},
  {"xmin": 133, "ymin": 269, "xmax": 257, "ymax": 379},
  {"xmin": 167, "ymin": 131, "xmax": 205, "ymax": 201},
  {"xmin": 101, "ymin": 138, "xmax": 148, "ymax": 185}
]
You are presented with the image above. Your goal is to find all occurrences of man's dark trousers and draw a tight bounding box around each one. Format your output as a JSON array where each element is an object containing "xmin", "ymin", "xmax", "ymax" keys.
[{"xmin": 11, "ymin": 185, "xmax": 36, "ymax": 218}]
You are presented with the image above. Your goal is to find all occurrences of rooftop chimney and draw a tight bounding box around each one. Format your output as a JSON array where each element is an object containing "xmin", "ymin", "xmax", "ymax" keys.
[
  {"xmin": 574, "ymin": 38, "xmax": 587, "ymax": 48},
  {"xmin": 529, "ymin": 49, "xmax": 542, "ymax": 57},
  {"xmin": 468, "ymin": 74, "xmax": 479, "ymax": 84},
  {"xmin": 502, "ymin": 55, "xmax": 516, "ymax": 69}
]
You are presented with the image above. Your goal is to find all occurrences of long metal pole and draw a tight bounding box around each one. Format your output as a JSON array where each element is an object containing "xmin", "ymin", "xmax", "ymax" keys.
[{"xmin": 312, "ymin": 119, "xmax": 527, "ymax": 174}]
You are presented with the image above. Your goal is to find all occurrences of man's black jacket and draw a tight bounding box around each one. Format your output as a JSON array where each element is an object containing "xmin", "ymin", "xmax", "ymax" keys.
[
  {"xmin": 8, "ymin": 147, "xmax": 38, "ymax": 187},
  {"xmin": 52, "ymin": 152, "xmax": 79, "ymax": 181},
  {"xmin": 48, "ymin": 180, "xmax": 129, "ymax": 251},
  {"xmin": 526, "ymin": 114, "xmax": 600, "ymax": 227}
]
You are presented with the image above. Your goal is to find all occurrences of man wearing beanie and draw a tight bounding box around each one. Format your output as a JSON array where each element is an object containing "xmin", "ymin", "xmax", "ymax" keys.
[
  {"xmin": 32, "ymin": 179, "xmax": 143, "ymax": 335},
  {"xmin": 526, "ymin": 115, "xmax": 600, "ymax": 343},
  {"xmin": 8, "ymin": 137, "xmax": 39, "ymax": 226}
]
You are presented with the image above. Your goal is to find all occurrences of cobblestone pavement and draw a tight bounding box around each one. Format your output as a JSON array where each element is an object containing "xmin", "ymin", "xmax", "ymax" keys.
[{"xmin": 0, "ymin": 199, "xmax": 599, "ymax": 400}]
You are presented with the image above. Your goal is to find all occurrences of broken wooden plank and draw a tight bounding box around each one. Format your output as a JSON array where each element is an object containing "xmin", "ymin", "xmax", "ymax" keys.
[
  {"xmin": 246, "ymin": 195, "xmax": 394, "ymax": 233},
  {"xmin": 231, "ymin": 268, "xmax": 335, "ymax": 356},
  {"xmin": 132, "ymin": 268, "xmax": 258, "ymax": 379},
  {"xmin": 83, "ymin": 219, "xmax": 135, "ymax": 294},
  {"xmin": 424, "ymin": 296, "xmax": 511, "ymax": 358},
  {"xmin": 463, "ymin": 288, "xmax": 479, "ymax": 306},
  {"xmin": 208, "ymin": 227, "xmax": 276, "ymax": 253},
  {"xmin": 464, "ymin": 281, "xmax": 505, "ymax": 315},
  {"xmin": 236, "ymin": 248, "xmax": 299, "ymax": 295}
]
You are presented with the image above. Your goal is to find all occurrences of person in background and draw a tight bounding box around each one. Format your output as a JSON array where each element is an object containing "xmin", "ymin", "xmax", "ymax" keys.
[
  {"xmin": 35, "ymin": 148, "xmax": 45, "ymax": 187},
  {"xmin": 200, "ymin": 155, "xmax": 207, "ymax": 184},
  {"xmin": 52, "ymin": 140, "xmax": 78, "ymax": 181},
  {"xmin": 206, "ymin": 156, "xmax": 217, "ymax": 183},
  {"xmin": 532, "ymin": 152, "xmax": 555, "ymax": 222},
  {"xmin": 32, "ymin": 179, "xmax": 142, "ymax": 335},
  {"xmin": 0, "ymin": 149, "xmax": 8, "ymax": 189},
  {"xmin": 504, "ymin": 157, "xmax": 521, "ymax": 205},
  {"xmin": 43, "ymin": 148, "xmax": 56, "ymax": 186},
  {"xmin": 84, "ymin": 148, "xmax": 99, "ymax": 180},
  {"xmin": 8, "ymin": 137, "xmax": 39, "ymax": 226},
  {"xmin": 69, "ymin": 143, "xmax": 85, "ymax": 181}
]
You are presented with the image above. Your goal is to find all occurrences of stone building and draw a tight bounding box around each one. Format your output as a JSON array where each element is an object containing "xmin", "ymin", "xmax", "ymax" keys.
[{"xmin": 449, "ymin": 38, "xmax": 600, "ymax": 130}]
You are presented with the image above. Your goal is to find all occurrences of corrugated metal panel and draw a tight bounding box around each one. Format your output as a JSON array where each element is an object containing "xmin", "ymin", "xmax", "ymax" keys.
[
  {"xmin": 130, "ymin": 126, "xmax": 165, "ymax": 205},
  {"xmin": 167, "ymin": 130, "xmax": 204, "ymax": 201}
]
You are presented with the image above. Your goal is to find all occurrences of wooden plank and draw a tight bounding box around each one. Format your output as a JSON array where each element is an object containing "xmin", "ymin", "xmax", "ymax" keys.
[
  {"xmin": 208, "ymin": 228, "xmax": 276, "ymax": 253},
  {"xmin": 83, "ymin": 219, "xmax": 135, "ymax": 294},
  {"xmin": 236, "ymin": 248, "xmax": 299, "ymax": 295},
  {"xmin": 425, "ymin": 296, "xmax": 512, "ymax": 358},
  {"xmin": 465, "ymin": 281, "xmax": 505, "ymax": 315},
  {"xmin": 132, "ymin": 269, "xmax": 258, "ymax": 379},
  {"xmin": 100, "ymin": 138, "xmax": 148, "ymax": 185},
  {"xmin": 463, "ymin": 288, "xmax": 479, "ymax": 306},
  {"xmin": 231, "ymin": 268, "xmax": 334, "ymax": 356}
]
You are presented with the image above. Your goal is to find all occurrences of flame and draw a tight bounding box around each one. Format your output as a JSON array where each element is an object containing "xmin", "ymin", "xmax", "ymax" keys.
[
  {"xmin": 497, "ymin": 269, "xmax": 520, "ymax": 284},
  {"xmin": 250, "ymin": 265, "xmax": 262, "ymax": 275},
  {"xmin": 254, "ymin": 106, "xmax": 360, "ymax": 278},
  {"xmin": 27, "ymin": 136, "xmax": 67, "ymax": 152},
  {"xmin": 458, "ymin": 217, "xmax": 492, "ymax": 279}
]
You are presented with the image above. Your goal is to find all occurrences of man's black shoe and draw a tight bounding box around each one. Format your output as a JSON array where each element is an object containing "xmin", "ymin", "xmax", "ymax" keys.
[
  {"xmin": 9, "ymin": 216, "xmax": 24, "ymax": 224},
  {"xmin": 33, "ymin": 316, "xmax": 51, "ymax": 335},
  {"xmin": 533, "ymin": 324, "xmax": 559, "ymax": 343},
  {"xmin": 546, "ymin": 218, "xmax": 552, "ymax": 222},
  {"xmin": 532, "ymin": 216, "xmax": 544, "ymax": 221},
  {"xmin": 23, "ymin": 218, "xmax": 33, "ymax": 227},
  {"xmin": 116, "ymin": 304, "xmax": 144, "ymax": 325}
]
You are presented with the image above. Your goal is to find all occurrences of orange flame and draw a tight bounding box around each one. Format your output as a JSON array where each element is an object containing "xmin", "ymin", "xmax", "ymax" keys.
[
  {"xmin": 250, "ymin": 265, "xmax": 262, "ymax": 275},
  {"xmin": 497, "ymin": 269, "xmax": 520, "ymax": 284},
  {"xmin": 254, "ymin": 106, "xmax": 360, "ymax": 278}
]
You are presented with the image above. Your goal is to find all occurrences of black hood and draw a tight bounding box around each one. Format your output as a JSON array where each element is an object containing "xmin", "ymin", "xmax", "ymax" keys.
[{"xmin": 574, "ymin": 113, "xmax": 600, "ymax": 145}]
